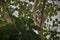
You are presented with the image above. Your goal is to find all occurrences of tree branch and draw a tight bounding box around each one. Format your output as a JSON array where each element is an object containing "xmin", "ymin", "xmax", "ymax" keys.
[
  {"xmin": 32, "ymin": 0, "xmax": 46, "ymax": 40},
  {"xmin": 32, "ymin": 0, "xmax": 39, "ymax": 12},
  {"xmin": 41, "ymin": 0, "xmax": 46, "ymax": 26}
]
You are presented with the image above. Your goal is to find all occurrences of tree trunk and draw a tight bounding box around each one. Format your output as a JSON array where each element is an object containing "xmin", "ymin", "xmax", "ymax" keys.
[{"xmin": 32, "ymin": 0, "xmax": 46, "ymax": 40}]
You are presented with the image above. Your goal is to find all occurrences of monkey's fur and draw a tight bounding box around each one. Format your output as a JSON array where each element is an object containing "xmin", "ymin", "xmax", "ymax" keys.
[{"xmin": 33, "ymin": 10, "xmax": 45, "ymax": 26}]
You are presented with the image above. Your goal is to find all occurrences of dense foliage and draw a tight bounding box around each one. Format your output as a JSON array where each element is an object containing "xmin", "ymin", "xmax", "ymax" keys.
[{"xmin": 0, "ymin": 0, "xmax": 60, "ymax": 40}]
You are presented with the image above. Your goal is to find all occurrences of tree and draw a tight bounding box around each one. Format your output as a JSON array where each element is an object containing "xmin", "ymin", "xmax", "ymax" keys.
[{"xmin": 0, "ymin": 0, "xmax": 60, "ymax": 40}]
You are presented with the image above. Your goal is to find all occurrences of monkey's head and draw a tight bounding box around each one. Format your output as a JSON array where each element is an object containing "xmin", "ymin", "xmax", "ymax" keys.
[{"xmin": 35, "ymin": 10, "xmax": 41, "ymax": 16}]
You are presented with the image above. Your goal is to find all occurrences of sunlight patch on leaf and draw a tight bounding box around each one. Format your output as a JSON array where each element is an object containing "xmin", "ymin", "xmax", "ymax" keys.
[
  {"xmin": 12, "ymin": 10, "xmax": 19, "ymax": 17},
  {"xmin": 32, "ymin": 28, "xmax": 38, "ymax": 34}
]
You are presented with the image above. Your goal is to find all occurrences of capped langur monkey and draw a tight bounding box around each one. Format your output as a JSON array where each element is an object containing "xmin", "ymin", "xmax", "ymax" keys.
[{"xmin": 33, "ymin": 10, "xmax": 46, "ymax": 26}]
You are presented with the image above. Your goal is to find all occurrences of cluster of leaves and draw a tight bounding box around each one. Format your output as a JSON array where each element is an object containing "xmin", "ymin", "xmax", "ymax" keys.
[
  {"xmin": 0, "ymin": 0, "xmax": 40, "ymax": 40},
  {"xmin": 0, "ymin": 0, "xmax": 60, "ymax": 40}
]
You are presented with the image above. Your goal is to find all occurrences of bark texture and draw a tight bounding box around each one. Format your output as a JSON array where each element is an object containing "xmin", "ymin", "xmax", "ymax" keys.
[{"xmin": 32, "ymin": 0, "xmax": 46, "ymax": 40}]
